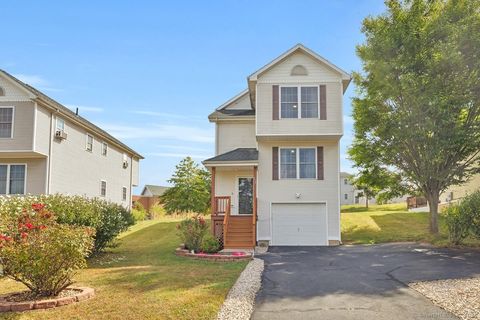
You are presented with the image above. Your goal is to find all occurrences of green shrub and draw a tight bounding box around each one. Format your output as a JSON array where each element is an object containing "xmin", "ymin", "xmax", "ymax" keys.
[
  {"xmin": 444, "ymin": 190, "xmax": 480, "ymax": 244},
  {"xmin": 149, "ymin": 203, "xmax": 165, "ymax": 219},
  {"xmin": 176, "ymin": 216, "xmax": 209, "ymax": 252},
  {"xmin": 201, "ymin": 234, "xmax": 221, "ymax": 253},
  {"xmin": 0, "ymin": 194, "xmax": 134, "ymax": 254},
  {"xmin": 132, "ymin": 208, "xmax": 147, "ymax": 222},
  {"xmin": 0, "ymin": 203, "xmax": 94, "ymax": 297}
]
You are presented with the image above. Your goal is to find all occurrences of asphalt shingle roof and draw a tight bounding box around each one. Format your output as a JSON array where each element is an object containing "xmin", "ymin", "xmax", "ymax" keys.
[
  {"xmin": 204, "ymin": 148, "xmax": 258, "ymax": 162},
  {"xmin": 143, "ymin": 185, "xmax": 170, "ymax": 196}
]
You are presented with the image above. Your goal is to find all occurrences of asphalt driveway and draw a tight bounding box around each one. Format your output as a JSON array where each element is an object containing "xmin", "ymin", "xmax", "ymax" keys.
[{"xmin": 253, "ymin": 243, "xmax": 480, "ymax": 320}]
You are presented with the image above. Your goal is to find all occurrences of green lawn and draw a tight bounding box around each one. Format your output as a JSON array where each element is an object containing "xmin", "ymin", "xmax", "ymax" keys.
[
  {"xmin": 0, "ymin": 217, "xmax": 247, "ymax": 320},
  {"xmin": 341, "ymin": 203, "xmax": 480, "ymax": 247}
]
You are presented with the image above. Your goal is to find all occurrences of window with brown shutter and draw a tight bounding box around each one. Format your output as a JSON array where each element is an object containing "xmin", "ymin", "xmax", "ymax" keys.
[
  {"xmin": 320, "ymin": 85, "xmax": 326, "ymax": 120},
  {"xmin": 272, "ymin": 147, "xmax": 279, "ymax": 180},
  {"xmin": 272, "ymin": 85, "xmax": 279, "ymax": 120},
  {"xmin": 317, "ymin": 146, "xmax": 324, "ymax": 180}
]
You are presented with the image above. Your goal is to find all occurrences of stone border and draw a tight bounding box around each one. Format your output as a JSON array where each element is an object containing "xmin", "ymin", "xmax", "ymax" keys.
[
  {"xmin": 0, "ymin": 287, "xmax": 94, "ymax": 312},
  {"xmin": 217, "ymin": 258, "xmax": 264, "ymax": 320},
  {"xmin": 175, "ymin": 247, "xmax": 252, "ymax": 262}
]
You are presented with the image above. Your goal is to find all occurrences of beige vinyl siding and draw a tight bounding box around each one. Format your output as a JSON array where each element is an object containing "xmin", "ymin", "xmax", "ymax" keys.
[
  {"xmin": 0, "ymin": 101, "xmax": 35, "ymax": 150},
  {"xmin": 441, "ymin": 174, "xmax": 480, "ymax": 203},
  {"xmin": 0, "ymin": 158, "xmax": 47, "ymax": 194},
  {"xmin": 34, "ymin": 105, "xmax": 52, "ymax": 155},
  {"xmin": 49, "ymin": 116, "xmax": 133, "ymax": 206},
  {"xmin": 216, "ymin": 121, "xmax": 256, "ymax": 155},
  {"xmin": 256, "ymin": 140, "xmax": 340, "ymax": 241},
  {"xmin": 224, "ymin": 93, "xmax": 251, "ymax": 110},
  {"xmin": 255, "ymin": 51, "xmax": 343, "ymax": 136},
  {"xmin": 0, "ymin": 76, "xmax": 32, "ymax": 102},
  {"xmin": 214, "ymin": 168, "xmax": 253, "ymax": 215},
  {"xmin": 132, "ymin": 157, "xmax": 139, "ymax": 186}
]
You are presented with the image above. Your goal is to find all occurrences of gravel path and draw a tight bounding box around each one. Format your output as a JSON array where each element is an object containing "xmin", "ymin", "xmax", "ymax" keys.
[
  {"xmin": 409, "ymin": 277, "xmax": 480, "ymax": 320},
  {"xmin": 217, "ymin": 258, "xmax": 264, "ymax": 320}
]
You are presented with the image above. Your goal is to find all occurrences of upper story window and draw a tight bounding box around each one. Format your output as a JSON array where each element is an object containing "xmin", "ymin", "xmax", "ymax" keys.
[
  {"xmin": 0, "ymin": 107, "xmax": 14, "ymax": 138},
  {"xmin": 280, "ymin": 86, "xmax": 318, "ymax": 119},
  {"xmin": 86, "ymin": 134, "xmax": 94, "ymax": 152},
  {"xmin": 100, "ymin": 180, "xmax": 107, "ymax": 197},
  {"xmin": 102, "ymin": 142, "xmax": 108, "ymax": 156},
  {"xmin": 56, "ymin": 117, "xmax": 65, "ymax": 132},
  {"xmin": 344, "ymin": 178, "xmax": 348, "ymax": 185},
  {"xmin": 344, "ymin": 193, "xmax": 348, "ymax": 200},
  {"xmin": 280, "ymin": 147, "xmax": 316, "ymax": 179},
  {"xmin": 0, "ymin": 164, "xmax": 26, "ymax": 195}
]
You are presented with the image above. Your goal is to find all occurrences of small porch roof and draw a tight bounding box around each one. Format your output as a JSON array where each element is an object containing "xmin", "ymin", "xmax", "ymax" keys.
[{"xmin": 203, "ymin": 148, "xmax": 258, "ymax": 167}]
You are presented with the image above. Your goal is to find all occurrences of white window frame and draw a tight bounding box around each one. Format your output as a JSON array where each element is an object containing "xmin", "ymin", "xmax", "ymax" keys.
[
  {"xmin": 86, "ymin": 133, "xmax": 94, "ymax": 152},
  {"xmin": 279, "ymin": 86, "xmax": 320, "ymax": 119},
  {"xmin": 56, "ymin": 117, "xmax": 65, "ymax": 132},
  {"xmin": 100, "ymin": 180, "xmax": 107, "ymax": 197},
  {"xmin": 279, "ymin": 147, "xmax": 317, "ymax": 180},
  {"xmin": 0, "ymin": 106, "xmax": 15, "ymax": 139},
  {"xmin": 344, "ymin": 178, "xmax": 348, "ymax": 185},
  {"xmin": 344, "ymin": 193, "xmax": 348, "ymax": 200},
  {"xmin": 122, "ymin": 186, "xmax": 127, "ymax": 201},
  {"xmin": 102, "ymin": 142, "xmax": 108, "ymax": 156},
  {"xmin": 0, "ymin": 163, "xmax": 27, "ymax": 195}
]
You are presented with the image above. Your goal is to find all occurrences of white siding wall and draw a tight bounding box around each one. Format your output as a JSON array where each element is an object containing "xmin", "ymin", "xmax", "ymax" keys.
[
  {"xmin": 34, "ymin": 106, "xmax": 52, "ymax": 155},
  {"xmin": 340, "ymin": 175, "xmax": 356, "ymax": 205},
  {"xmin": 0, "ymin": 101, "xmax": 35, "ymax": 151},
  {"xmin": 256, "ymin": 52, "xmax": 343, "ymax": 136},
  {"xmin": 256, "ymin": 140, "xmax": 340, "ymax": 241},
  {"xmin": 216, "ymin": 121, "xmax": 256, "ymax": 155}
]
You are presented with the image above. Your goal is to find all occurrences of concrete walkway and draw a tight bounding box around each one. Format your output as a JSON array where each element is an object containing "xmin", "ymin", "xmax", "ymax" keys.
[{"xmin": 253, "ymin": 243, "xmax": 480, "ymax": 320}]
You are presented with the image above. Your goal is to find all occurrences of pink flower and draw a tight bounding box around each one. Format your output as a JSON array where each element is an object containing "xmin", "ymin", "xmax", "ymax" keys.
[{"xmin": 32, "ymin": 203, "xmax": 46, "ymax": 211}]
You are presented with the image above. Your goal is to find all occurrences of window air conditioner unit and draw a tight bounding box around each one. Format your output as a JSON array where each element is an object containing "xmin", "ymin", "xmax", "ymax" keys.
[
  {"xmin": 123, "ymin": 160, "xmax": 129, "ymax": 169},
  {"xmin": 55, "ymin": 130, "xmax": 67, "ymax": 140}
]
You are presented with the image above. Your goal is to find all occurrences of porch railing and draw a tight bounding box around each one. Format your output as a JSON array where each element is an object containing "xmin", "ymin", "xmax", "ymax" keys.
[{"xmin": 214, "ymin": 196, "xmax": 230, "ymax": 216}]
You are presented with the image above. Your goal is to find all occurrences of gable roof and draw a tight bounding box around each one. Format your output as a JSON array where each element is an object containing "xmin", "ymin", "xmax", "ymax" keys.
[
  {"xmin": 0, "ymin": 69, "xmax": 143, "ymax": 159},
  {"xmin": 203, "ymin": 148, "xmax": 258, "ymax": 163},
  {"xmin": 141, "ymin": 185, "xmax": 170, "ymax": 196}
]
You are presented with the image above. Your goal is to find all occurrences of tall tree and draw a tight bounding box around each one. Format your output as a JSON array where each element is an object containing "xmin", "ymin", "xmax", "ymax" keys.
[
  {"xmin": 351, "ymin": 0, "xmax": 480, "ymax": 233},
  {"xmin": 160, "ymin": 157, "xmax": 211, "ymax": 214}
]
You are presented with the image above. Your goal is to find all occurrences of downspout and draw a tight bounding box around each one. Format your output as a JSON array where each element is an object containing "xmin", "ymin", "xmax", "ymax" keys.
[{"xmin": 129, "ymin": 155, "xmax": 134, "ymax": 210}]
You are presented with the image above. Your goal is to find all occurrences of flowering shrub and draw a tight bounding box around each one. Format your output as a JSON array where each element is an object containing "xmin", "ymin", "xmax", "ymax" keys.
[
  {"xmin": 201, "ymin": 234, "xmax": 221, "ymax": 253},
  {"xmin": 0, "ymin": 194, "xmax": 134, "ymax": 254},
  {"xmin": 0, "ymin": 203, "xmax": 94, "ymax": 297},
  {"xmin": 177, "ymin": 216, "xmax": 209, "ymax": 252}
]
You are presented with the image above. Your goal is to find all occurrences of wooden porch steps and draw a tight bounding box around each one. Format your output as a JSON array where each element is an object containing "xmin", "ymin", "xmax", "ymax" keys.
[{"xmin": 224, "ymin": 216, "xmax": 254, "ymax": 249}]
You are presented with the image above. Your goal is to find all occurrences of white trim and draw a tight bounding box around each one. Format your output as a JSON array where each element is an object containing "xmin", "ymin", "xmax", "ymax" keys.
[
  {"xmin": 46, "ymin": 111, "xmax": 54, "ymax": 194},
  {"xmin": 269, "ymin": 201, "xmax": 329, "ymax": 246},
  {"xmin": 85, "ymin": 133, "xmax": 94, "ymax": 152},
  {"xmin": 235, "ymin": 176, "xmax": 254, "ymax": 216},
  {"xmin": 279, "ymin": 85, "xmax": 320, "ymax": 120},
  {"xmin": 337, "ymin": 142, "xmax": 341, "ymax": 240},
  {"xmin": 122, "ymin": 185, "xmax": 127, "ymax": 201},
  {"xmin": 0, "ymin": 106, "xmax": 14, "ymax": 139},
  {"xmin": 100, "ymin": 180, "xmax": 107, "ymax": 197},
  {"xmin": 256, "ymin": 133, "xmax": 343, "ymax": 137},
  {"xmin": 0, "ymin": 163, "xmax": 27, "ymax": 195},
  {"xmin": 203, "ymin": 161, "xmax": 258, "ymax": 167},
  {"xmin": 32, "ymin": 103, "xmax": 37, "ymax": 151},
  {"xmin": 278, "ymin": 147, "xmax": 317, "ymax": 180},
  {"xmin": 101, "ymin": 141, "xmax": 108, "ymax": 156}
]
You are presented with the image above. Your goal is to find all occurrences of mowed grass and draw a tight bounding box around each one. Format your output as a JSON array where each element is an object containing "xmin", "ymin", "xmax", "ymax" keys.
[
  {"xmin": 0, "ymin": 217, "xmax": 247, "ymax": 320},
  {"xmin": 341, "ymin": 203, "xmax": 480, "ymax": 247}
]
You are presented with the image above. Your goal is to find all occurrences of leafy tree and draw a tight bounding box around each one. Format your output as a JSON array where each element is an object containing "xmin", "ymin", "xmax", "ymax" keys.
[
  {"xmin": 160, "ymin": 157, "xmax": 211, "ymax": 214},
  {"xmin": 351, "ymin": 0, "xmax": 480, "ymax": 233}
]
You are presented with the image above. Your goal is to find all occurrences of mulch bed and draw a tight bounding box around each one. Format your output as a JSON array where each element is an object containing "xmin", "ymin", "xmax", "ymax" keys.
[
  {"xmin": 0, "ymin": 287, "xmax": 94, "ymax": 312},
  {"xmin": 175, "ymin": 247, "xmax": 252, "ymax": 262}
]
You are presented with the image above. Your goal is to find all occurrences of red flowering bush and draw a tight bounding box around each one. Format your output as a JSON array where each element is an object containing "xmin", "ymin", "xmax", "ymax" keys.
[
  {"xmin": 176, "ymin": 216, "xmax": 209, "ymax": 253},
  {"xmin": 0, "ymin": 203, "xmax": 94, "ymax": 297}
]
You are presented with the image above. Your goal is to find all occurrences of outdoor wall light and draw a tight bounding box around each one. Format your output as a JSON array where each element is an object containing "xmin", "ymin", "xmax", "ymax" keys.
[{"xmin": 295, "ymin": 193, "xmax": 301, "ymax": 199}]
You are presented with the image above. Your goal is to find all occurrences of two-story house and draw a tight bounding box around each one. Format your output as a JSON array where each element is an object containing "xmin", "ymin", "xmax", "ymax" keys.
[
  {"xmin": 0, "ymin": 70, "xmax": 142, "ymax": 207},
  {"xmin": 203, "ymin": 44, "xmax": 351, "ymax": 248}
]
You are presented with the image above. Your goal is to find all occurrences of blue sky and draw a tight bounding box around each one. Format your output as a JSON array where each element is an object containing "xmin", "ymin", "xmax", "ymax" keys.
[{"xmin": 1, "ymin": 1, "xmax": 386, "ymax": 192}]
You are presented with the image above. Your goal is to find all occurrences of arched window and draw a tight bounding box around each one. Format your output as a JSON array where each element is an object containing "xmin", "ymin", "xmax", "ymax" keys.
[
  {"xmin": 0, "ymin": 87, "xmax": 4, "ymax": 96},
  {"xmin": 291, "ymin": 65, "xmax": 308, "ymax": 76}
]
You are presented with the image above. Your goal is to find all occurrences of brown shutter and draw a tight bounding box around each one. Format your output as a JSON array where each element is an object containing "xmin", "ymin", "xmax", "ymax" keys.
[
  {"xmin": 317, "ymin": 146, "xmax": 324, "ymax": 180},
  {"xmin": 272, "ymin": 85, "xmax": 279, "ymax": 120},
  {"xmin": 319, "ymin": 85, "xmax": 326, "ymax": 120},
  {"xmin": 272, "ymin": 147, "xmax": 279, "ymax": 180}
]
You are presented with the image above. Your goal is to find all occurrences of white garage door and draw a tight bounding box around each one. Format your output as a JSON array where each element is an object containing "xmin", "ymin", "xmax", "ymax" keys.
[{"xmin": 271, "ymin": 203, "xmax": 328, "ymax": 246}]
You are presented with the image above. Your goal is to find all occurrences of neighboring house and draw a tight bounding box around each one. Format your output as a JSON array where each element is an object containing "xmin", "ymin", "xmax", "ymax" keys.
[
  {"xmin": 0, "ymin": 70, "xmax": 143, "ymax": 207},
  {"xmin": 440, "ymin": 174, "xmax": 480, "ymax": 204},
  {"xmin": 203, "ymin": 44, "xmax": 351, "ymax": 248},
  {"xmin": 133, "ymin": 184, "xmax": 169, "ymax": 213},
  {"xmin": 340, "ymin": 172, "xmax": 359, "ymax": 205}
]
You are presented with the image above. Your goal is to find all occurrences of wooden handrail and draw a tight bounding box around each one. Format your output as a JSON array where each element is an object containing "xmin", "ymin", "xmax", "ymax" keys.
[
  {"xmin": 223, "ymin": 197, "xmax": 231, "ymax": 245},
  {"xmin": 214, "ymin": 196, "xmax": 230, "ymax": 215}
]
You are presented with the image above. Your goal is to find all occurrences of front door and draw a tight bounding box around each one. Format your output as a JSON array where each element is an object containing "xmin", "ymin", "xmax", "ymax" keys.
[{"xmin": 237, "ymin": 177, "xmax": 253, "ymax": 215}]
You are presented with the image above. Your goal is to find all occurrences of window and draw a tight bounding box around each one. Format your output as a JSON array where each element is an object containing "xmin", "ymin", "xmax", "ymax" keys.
[
  {"xmin": 280, "ymin": 87, "xmax": 318, "ymax": 119},
  {"xmin": 0, "ymin": 107, "xmax": 14, "ymax": 138},
  {"xmin": 122, "ymin": 186, "xmax": 127, "ymax": 201},
  {"xmin": 344, "ymin": 178, "xmax": 348, "ymax": 185},
  {"xmin": 56, "ymin": 117, "xmax": 65, "ymax": 132},
  {"xmin": 0, "ymin": 164, "xmax": 26, "ymax": 195},
  {"xmin": 280, "ymin": 147, "xmax": 316, "ymax": 179},
  {"xmin": 0, "ymin": 87, "xmax": 5, "ymax": 96},
  {"xmin": 102, "ymin": 142, "xmax": 108, "ymax": 156},
  {"xmin": 344, "ymin": 194, "xmax": 348, "ymax": 200},
  {"xmin": 86, "ymin": 134, "xmax": 93, "ymax": 152},
  {"xmin": 100, "ymin": 180, "xmax": 107, "ymax": 197}
]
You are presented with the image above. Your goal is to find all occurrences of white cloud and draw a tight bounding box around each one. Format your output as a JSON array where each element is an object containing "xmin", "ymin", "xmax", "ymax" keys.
[
  {"xmin": 99, "ymin": 123, "xmax": 214, "ymax": 143},
  {"xmin": 147, "ymin": 152, "xmax": 210, "ymax": 159},
  {"xmin": 156, "ymin": 144, "xmax": 211, "ymax": 152},
  {"xmin": 13, "ymin": 74, "xmax": 63, "ymax": 92},
  {"xmin": 343, "ymin": 115, "xmax": 354, "ymax": 125},
  {"xmin": 66, "ymin": 104, "xmax": 104, "ymax": 113},
  {"xmin": 132, "ymin": 110, "xmax": 203, "ymax": 121}
]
